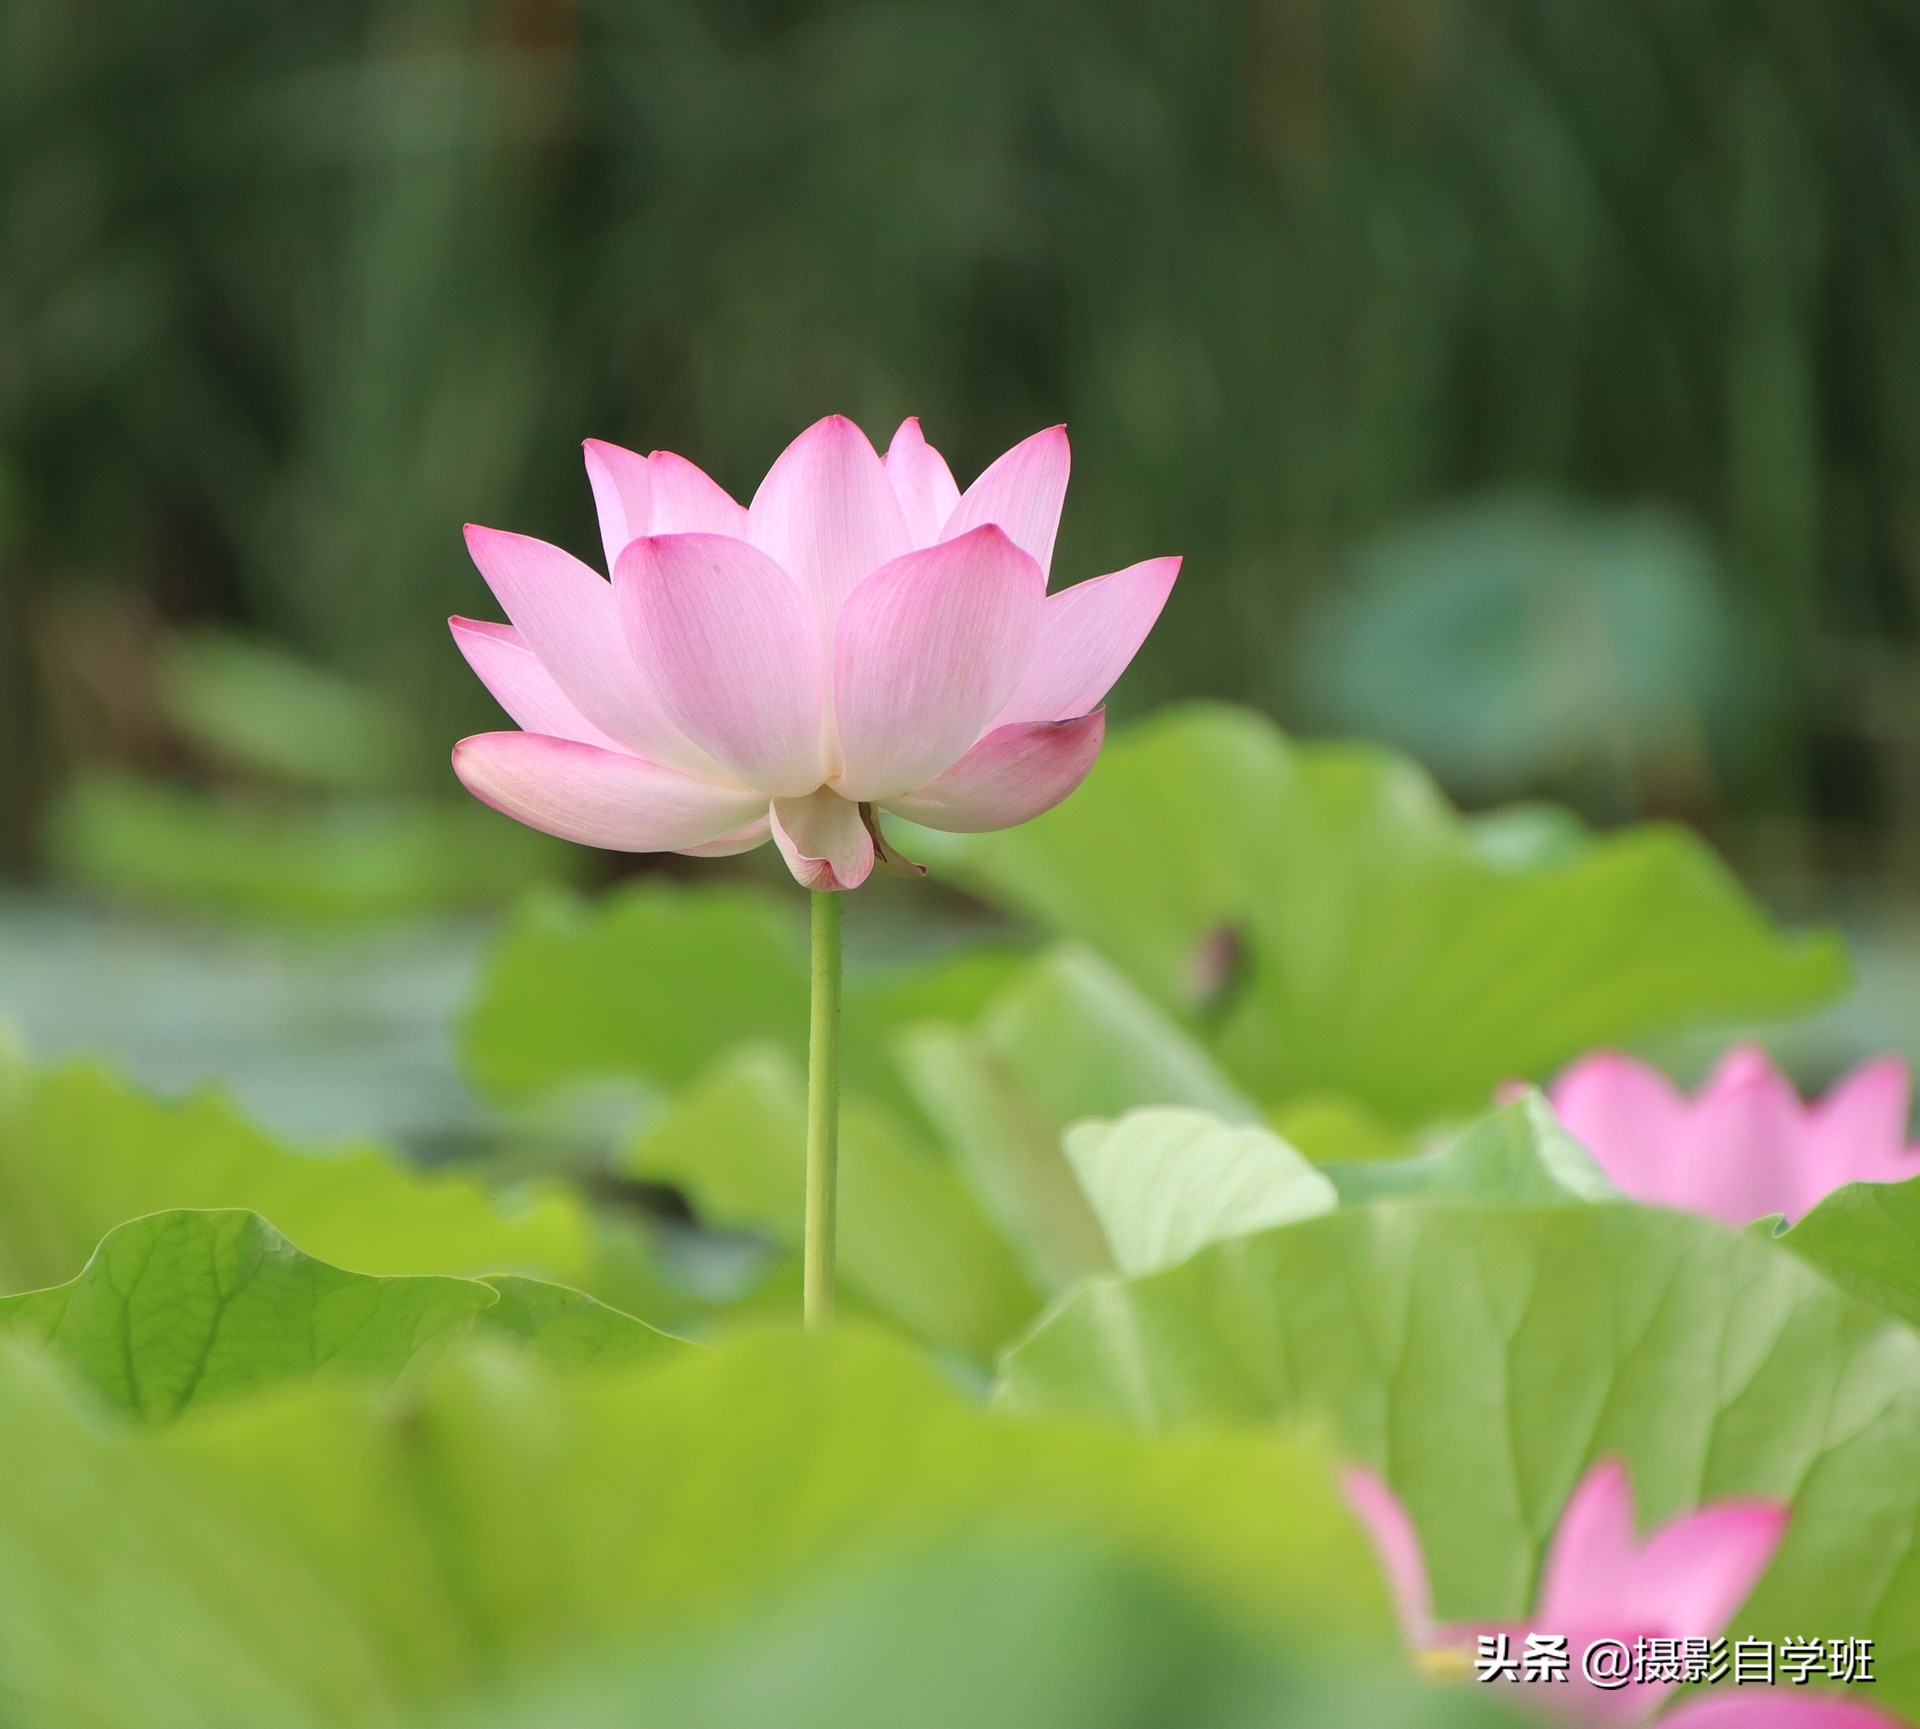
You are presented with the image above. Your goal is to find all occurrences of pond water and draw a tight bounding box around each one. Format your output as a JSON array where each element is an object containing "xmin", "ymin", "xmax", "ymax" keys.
[
  {"xmin": 0, "ymin": 897, "xmax": 495, "ymax": 1153},
  {"xmin": 6, "ymin": 891, "xmax": 1920, "ymax": 1163}
]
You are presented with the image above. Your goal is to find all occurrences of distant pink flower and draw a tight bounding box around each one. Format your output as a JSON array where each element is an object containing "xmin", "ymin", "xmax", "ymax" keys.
[
  {"xmin": 1549, "ymin": 1046, "xmax": 1920, "ymax": 1226},
  {"xmin": 449, "ymin": 415, "xmax": 1178, "ymax": 890},
  {"xmin": 1343, "ymin": 1457, "xmax": 1787, "ymax": 1724}
]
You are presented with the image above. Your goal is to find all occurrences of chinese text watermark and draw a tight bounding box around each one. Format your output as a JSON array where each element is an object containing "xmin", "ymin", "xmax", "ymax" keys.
[{"xmin": 1472, "ymin": 1635, "xmax": 1875, "ymax": 1690}]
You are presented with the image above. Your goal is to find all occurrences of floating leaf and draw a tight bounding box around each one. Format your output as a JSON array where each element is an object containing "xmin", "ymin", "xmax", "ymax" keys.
[
  {"xmin": 1064, "ymin": 1107, "xmax": 1336, "ymax": 1276},
  {"xmin": 1000, "ymin": 1201, "xmax": 1920, "ymax": 1715},
  {"xmin": 921, "ymin": 706, "xmax": 1846, "ymax": 1127}
]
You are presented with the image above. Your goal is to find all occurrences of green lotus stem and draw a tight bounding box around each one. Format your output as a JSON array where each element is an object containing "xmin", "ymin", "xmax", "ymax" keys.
[{"xmin": 804, "ymin": 888, "xmax": 844, "ymax": 1329}]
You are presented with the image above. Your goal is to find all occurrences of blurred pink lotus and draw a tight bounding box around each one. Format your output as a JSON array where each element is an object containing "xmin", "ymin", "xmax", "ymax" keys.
[
  {"xmin": 1550, "ymin": 1046, "xmax": 1920, "ymax": 1226},
  {"xmin": 1343, "ymin": 1457, "xmax": 1789, "ymax": 1724},
  {"xmin": 450, "ymin": 415, "xmax": 1177, "ymax": 890}
]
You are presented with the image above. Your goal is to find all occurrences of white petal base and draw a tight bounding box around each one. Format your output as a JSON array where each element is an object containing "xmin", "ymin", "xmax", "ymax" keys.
[{"xmin": 770, "ymin": 789, "xmax": 874, "ymax": 891}]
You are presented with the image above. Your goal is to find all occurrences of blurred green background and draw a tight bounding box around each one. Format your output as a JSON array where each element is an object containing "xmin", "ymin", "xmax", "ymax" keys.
[{"xmin": 7, "ymin": 0, "xmax": 1920, "ymax": 1143}]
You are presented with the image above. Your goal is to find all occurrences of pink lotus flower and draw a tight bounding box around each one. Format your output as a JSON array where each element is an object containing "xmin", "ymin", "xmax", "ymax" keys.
[
  {"xmin": 1343, "ymin": 1457, "xmax": 1788, "ymax": 1724},
  {"xmin": 449, "ymin": 415, "xmax": 1177, "ymax": 890},
  {"xmin": 1550, "ymin": 1046, "xmax": 1920, "ymax": 1227}
]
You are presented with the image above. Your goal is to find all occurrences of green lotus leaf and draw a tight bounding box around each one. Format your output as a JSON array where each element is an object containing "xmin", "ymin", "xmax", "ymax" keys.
[
  {"xmin": 474, "ymin": 1273, "xmax": 683, "ymax": 1370},
  {"xmin": 919, "ymin": 705, "xmax": 1846, "ymax": 1127},
  {"xmin": 461, "ymin": 886, "xmax": 809, "ymax": 1104},
  {"xmin": 159, "ymin": 630, "xmax": 420, "ymax": 798},
  {"xmin": 896, "ymin": 945, "xmax": 1255, "ymax": 1293},
  {"xmin": 0, "ymin": 1209, "xmax": 491, "ymax": 1421},
  {"xmin": 999, "ymin": 1200, "xmax": 1920, "ymax": 1715},
  {"xmin": 0, "ymin": 1345, "xmax": 401, "ymax": 1725},
  {"xmin": 0, "ymin": 1054, "xmax": 596, "ymax": 1297},
  {"xmin": 0, "ymin": 1327, "xmax": 1396, "ymax": 1726},
  {"xmin": 0, "ymin": 1210, "xmax": 679, "ymax": 1422},
  {"xmin": 1064, "ymin": 1106, "xmax": 1335, "ymax": 1276},
  {"xmin": 49, "ymin": 775, "xmax": 572, "ymax": 925},
  {"xmin": 1778, "ymin": 1174, "xmax": 1920, "ymax": 1333},
  {"xmin": 459, "ymin": 881, "xmax": 1020, "ymax": 1124},
  {"xmin": 1321, "ymin": 1091, "xmax": 1616, "ymax": 1205},
  {"xmin": 447, "ymin": 1542, "xmax": 1515, "ymax": 1729}
]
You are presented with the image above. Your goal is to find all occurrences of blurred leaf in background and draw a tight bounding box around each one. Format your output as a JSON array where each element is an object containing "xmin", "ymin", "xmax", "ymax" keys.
[
  {"xmin": 625, "ymin": 1044, "xmax": 1038, "ymax": 1361},
  {"xmin": 919, "ymin": 706, "xmax": 1847, "ymax": 1137},
  {"xmin": 47, "ymin": 776, "xmax": 574, "ymax": 925},
  {"xmin": 461, "ymin": 881, "xmax": 1019, "ymax": 1122},
  {"xmin": 9, "ymin": 0, "xmax": 1920, "ymax": 869},
  {"xmin": 160, "ymin": 629, "xmax": 420, "ymax": 796},
  {"xmin": 1295, "ymin": 493, "xmax": 1749, "ymax": 811},
  {"xmin": 36, "ymin": 618, "xmax": 576, "ymax": 923},
  {"xmin": 0, "ymin": 1053, "xmax": 589, "ymax": 1295}
]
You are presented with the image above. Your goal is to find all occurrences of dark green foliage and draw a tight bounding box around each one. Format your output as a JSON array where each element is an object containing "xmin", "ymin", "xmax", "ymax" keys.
[{"xmin": 7, "ymin": 0, "xmax": 1920, "ymax": 857}]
